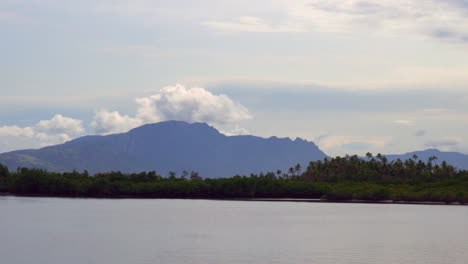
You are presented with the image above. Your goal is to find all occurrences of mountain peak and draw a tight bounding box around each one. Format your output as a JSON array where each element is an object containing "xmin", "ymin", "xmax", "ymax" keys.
[
  {"xmin": 422, "ymin": 148, "xmax": 441, "ymax": 153},
  {"xmin": 128, "ymin": 120, "xmax": 221, "ymax": 136},
  {"xmin": 294, "ymin": 137, "xmax": 306, "ymax": 142},
  {"xmin": 0, "ymin": 120, "xmax": 327, "ymax": 177},
  {"xmin": 129, "ymin": 120, "xmax": 189, "ymax": 132}
]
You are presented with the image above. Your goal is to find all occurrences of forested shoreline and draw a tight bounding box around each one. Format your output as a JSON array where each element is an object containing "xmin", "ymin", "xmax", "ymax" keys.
[{"xmin": 1, "ymin": 153, "xmax": 467, "ymax": 203}]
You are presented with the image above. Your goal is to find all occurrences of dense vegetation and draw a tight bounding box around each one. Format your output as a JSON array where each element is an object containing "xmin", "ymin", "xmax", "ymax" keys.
[{"xmin": 1, "ymin": 153, "xmax": 467, "ymax": 203}]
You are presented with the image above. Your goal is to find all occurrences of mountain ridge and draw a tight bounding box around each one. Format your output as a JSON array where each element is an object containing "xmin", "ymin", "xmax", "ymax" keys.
[
  {"xmin": 0, "ymin": 121, "xmax": 328, "ymax": 178},
  {"xmin": 1, "ymin": 120, "xmax": 467, "ymax": 176},
  {"xmin": 386, "ymin": 148, "xmax": 468, "ymax": 170}
]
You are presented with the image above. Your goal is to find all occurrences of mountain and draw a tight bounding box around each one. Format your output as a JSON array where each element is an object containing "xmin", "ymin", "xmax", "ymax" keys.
[
  {"xmin": 387, "ymin": 149, "xmax": 468, "ymax": 170},
  {"xmin": 0, "ymin": 121, "xmax": 328, "ymax": 178}
]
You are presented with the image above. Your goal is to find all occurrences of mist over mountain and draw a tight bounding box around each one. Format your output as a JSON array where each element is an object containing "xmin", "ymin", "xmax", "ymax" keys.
[{"xmin": 0, "ymin": 121, "xmax": 328, "ymax": 178}]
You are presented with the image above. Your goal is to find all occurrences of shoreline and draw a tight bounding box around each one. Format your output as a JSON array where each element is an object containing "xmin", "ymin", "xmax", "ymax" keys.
[
  {"xmin": 1, "ymin": 193, "xmax": 466, "ymax": 206},
  {"xmin": 241, "ymin": 198, "xmax": 467, "ymax": 206}
]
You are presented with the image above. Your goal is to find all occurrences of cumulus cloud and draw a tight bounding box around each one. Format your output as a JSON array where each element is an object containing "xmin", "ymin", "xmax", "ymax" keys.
[
  {"xmin": 35, "ymin": 114, "xmax": 84, "ymax": 135},
  {"xmin": 0, "ymin": 126, "xmax": 35, "ymax": 138},
  {"xmin": 138, "ymin": 84, "xmax": 251, "ymax": 124},
  {"xmin": 219, "ymin": 126, "xmax": 250, "ymax": 136},
  {"xmin": 0, "ymin": 85, "xmax": 252, "ymax": 151},
  {"xmin": 34, "ymin": 132, "xmax": 74, "ymax": 147},
  {"xmin": 0, "ymin": 115, "xmax": 85, "ymax": 153},
  {"xmin": 92, "ymin": 110, "xmax": 142, "ymax": 135},
  {"xmin": 92, "ymin": 84, "xmax": 252, "ymax": 135}
]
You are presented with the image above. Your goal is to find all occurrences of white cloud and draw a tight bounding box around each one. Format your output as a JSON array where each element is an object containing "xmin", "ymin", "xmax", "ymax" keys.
[
  {"xmin": 0, "ymin": 126, "xmax": 35, "ymax": 138},
  {"xmin": 92, "ymin": 84, "xmax": 252, "ymax": 135},
  {"xmin": 137, "ymin": 84, "xmax": 251, "ymax": 124},
  {"xmin": 34, "ymin": 132, "xmax": 73, "ymax": 147},
  {"xmin": 0, "ymin": 85, "xmax": 252, "ymax": 151},
  {"xmin": 91, "ymin": 110, "xmax": 142, "ymax": 135},
  {"xmin": 0, "ymin": 114, "xmax": 85, "ymax": 153},
  {"xmin": 36, "ymin": 114, "xmax": 84, "ymax": 135},
  {"xmin": 219, "ymin": 126, "xmax": 250, "ymax": 136}
]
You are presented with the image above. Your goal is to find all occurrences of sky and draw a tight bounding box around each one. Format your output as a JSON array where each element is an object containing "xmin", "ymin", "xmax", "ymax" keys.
[{"xmin": 1, "ymin": 0, "xmax": 468, "ymax": 156}]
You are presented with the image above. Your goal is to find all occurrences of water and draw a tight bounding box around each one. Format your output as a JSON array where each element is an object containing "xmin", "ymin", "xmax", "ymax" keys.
[{"xmin": 1, "ymin": 196, "xmax": 467, "ymax": 264}]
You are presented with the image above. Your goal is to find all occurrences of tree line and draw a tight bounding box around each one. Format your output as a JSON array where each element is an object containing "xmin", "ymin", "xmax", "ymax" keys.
[{"xmin": 0, "ymin": 154, "xmax": 467, "ymax": 203}]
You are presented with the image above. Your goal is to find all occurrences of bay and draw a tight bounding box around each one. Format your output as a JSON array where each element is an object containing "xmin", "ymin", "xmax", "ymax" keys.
[{"xmin": 1, "ymin": 196, "xmax": 467, "ymax": 264}]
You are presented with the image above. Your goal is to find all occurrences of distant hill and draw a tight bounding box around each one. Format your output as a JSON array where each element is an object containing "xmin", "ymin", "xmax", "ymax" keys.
[
  {"xmin": 387, "ymin": 149, "xmax": 468, "ymax": 170},
  {"xmin": 0, "ymin": 121, "xmax": 328, "ymax": 178}
]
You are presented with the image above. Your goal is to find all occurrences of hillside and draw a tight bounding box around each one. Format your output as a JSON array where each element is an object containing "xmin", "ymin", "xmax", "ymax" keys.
[{"xmin": 0, "ymin": 121, "xmax": 328, "ymax": 178}]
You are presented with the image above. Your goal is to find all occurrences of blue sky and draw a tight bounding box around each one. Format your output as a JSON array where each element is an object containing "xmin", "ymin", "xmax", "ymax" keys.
[{"xmin": 2, "ymin": 0, "xmax": 468, "ymax": 156}]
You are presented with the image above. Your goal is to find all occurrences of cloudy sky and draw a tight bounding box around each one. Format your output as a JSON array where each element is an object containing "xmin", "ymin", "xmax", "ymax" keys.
[{"xmin": 2, "ymin": 0, "xmax": 468, "ymax": 156}]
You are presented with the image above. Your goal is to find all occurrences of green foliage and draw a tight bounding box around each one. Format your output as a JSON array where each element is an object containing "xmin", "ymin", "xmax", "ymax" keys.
[
  {"xmin": 1, "ymin": 155, "xmax": 467, "ymax": 203},
  {"xmin": 301, "ymin": 153, "xmax": 457, "ymax": 183},
  {"xmin": 0, "ymin": 164, "xmax": 8, "ymax": 177},
  {"xmin": 0, "ymin": 163, "xmax": 9, "ymax": 191}
]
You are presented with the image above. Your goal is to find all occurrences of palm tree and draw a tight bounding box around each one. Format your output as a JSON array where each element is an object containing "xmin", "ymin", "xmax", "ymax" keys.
[
  {"xmin": 190, "ymin": 171, "xmax": 202, "ymax": 180},
  {"xmin": 376, "ymin": 153, "xmax": 383, "ymax": 162},
  {"xmin": 294, "ymin": 163, "xmax": 302, "ymax": 175},
  {"xmin": 168, "ymin": 171, "xmax": 176, "ymax": 179},
  {"xmin": 276, "ymin": 169, "xmax": 282, "ymax": 178},
  {"xmin": 181, "ymin": 170, "xmax": 189, "ymax": 179},
  {"xmin": 427, "ymin": 156, "xmax": 438, "ymax": 171}
]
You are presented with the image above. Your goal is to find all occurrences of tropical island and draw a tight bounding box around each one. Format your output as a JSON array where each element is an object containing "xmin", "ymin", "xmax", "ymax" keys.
[{"xmin": 1, "ymin": 153, "xmax": 467, "ymax": 204}]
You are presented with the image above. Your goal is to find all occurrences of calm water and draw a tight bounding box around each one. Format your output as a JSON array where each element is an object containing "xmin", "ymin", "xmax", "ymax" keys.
[{"xmin": 1, "ymin": 196, "xmax": 467, "ymax": 264}]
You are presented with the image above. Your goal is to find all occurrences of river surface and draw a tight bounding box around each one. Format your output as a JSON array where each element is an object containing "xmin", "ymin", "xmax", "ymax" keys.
[{"xmin": 1, "ymin": 196, "xmax": 467, "ymax": 264}]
